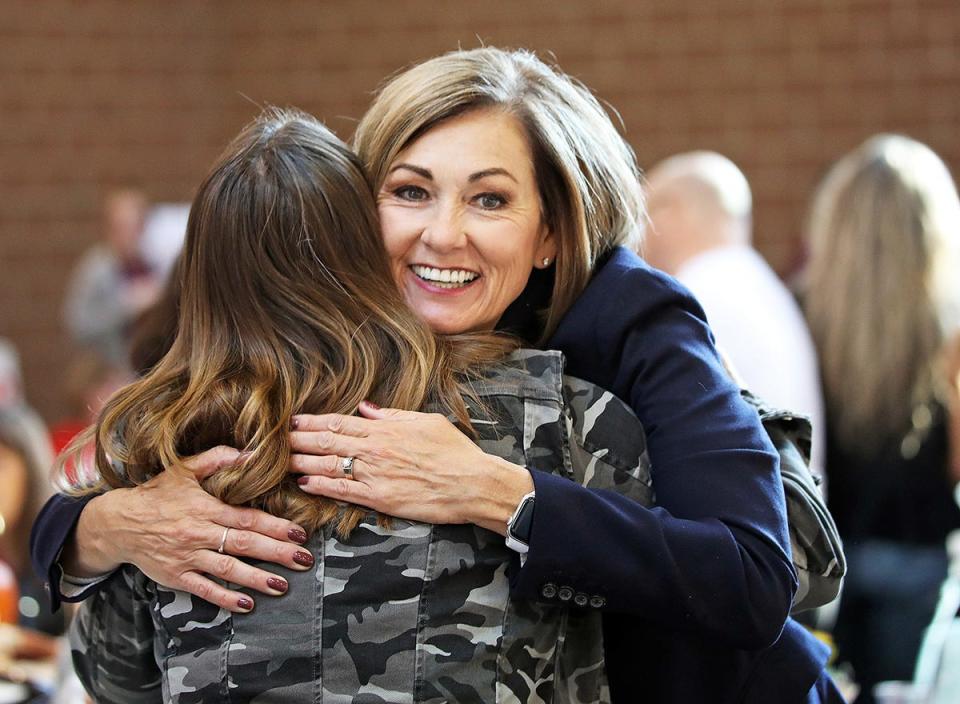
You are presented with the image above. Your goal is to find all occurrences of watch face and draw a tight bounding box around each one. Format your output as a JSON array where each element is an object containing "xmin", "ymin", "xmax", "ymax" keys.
[{"xmin": 509, "ymin": 495, "xmax": 535, "ymax": 544}]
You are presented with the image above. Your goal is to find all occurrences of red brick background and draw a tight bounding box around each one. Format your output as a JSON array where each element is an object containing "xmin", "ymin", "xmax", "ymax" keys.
[{"xmin": 2, "ymin": 0, "xmax": 959, "ymax": 420}]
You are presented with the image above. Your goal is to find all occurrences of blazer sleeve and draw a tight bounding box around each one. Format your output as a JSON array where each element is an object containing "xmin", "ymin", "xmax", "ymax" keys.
[
  {"xmin": 29, "ymin": 492, "xmax": 98, "ymax": 611},
  {"xmin": 512, "ymin": 249, "xmax": 797, "ymax": 649}
]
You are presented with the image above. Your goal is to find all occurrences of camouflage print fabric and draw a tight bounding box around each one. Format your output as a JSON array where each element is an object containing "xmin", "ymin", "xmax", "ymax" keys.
[
  {"xmin": 741, "ymin": 390, "xmax": 846, "ymax": 612},
  {"xmin": 70, "ymin": 349, "xmax": 652, "ymax": 704}
]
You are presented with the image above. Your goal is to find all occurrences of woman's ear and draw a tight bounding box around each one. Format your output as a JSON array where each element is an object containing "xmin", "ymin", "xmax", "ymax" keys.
[{"xmin": 534, "ymin": 224, "xmax": 558, "ymax": 268}]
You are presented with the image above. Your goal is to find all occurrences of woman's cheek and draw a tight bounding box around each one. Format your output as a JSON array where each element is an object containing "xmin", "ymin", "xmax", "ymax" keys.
[{"xmin": 388, "ymin": 254, "xmax": 404, "ymax": 281}]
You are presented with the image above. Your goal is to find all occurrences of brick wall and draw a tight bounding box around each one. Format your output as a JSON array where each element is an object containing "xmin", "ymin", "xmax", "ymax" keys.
[{"xmin": 2, "ymin": 0, "xmax": 958, "ymax": 420}]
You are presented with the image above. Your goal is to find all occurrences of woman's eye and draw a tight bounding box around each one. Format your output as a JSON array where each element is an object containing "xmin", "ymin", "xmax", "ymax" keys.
[
  {"xmin": 394, "ymin": 185, "xmax": 428, "ymax": 202},
  {"xmin": 476, "ymin": 193, "xmax": 506, "ymax": 209}
]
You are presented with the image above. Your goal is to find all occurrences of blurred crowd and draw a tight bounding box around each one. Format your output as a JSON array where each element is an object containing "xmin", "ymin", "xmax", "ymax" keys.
[
  {"xmin": 2, "ymin": 134, "xmax": 960, "ymax": 703},
  {"xmin": 641, "ymin": 135, "xmax": 960, "ymax": 704},
  {"xmin": 0, "ymin": 190, "xmax": 186, "ymax": 702}
]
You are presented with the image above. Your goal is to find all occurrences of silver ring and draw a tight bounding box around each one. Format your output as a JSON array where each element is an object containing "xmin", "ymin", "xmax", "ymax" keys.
[
  {"xmin": 217, "ymin": 527, "xmax": 230, "ymax": 554},
  {"xmin": 341, "ymin": 456, "xmax": 355, "ymax": 477}
]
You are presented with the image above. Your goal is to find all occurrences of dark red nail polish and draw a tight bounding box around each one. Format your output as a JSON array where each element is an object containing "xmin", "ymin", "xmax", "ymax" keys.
[
  {"xmin": 290, "ymin": 417, "xmax": 299, "ymax": 429},
  {"xmin": 237, "ymin": 597, "xmax": 254, "ymax": 611},
  {"xmin": 288, "ymin": 527, "xmax": 308, "ymax": 544},
  {"xmin": 267, "ymin": 577, "xmax": 288, "ymax": 593},
  {"xmin": 363, "ymin": 400, "xmax": 381, "ymax": 410},
  {"xmin": 293, "ymin": 550, "xmax": 314, "ymax": 567},
  {"xmin": 297, "ymin": 476, "xmax": 309, "ymax": 486}
]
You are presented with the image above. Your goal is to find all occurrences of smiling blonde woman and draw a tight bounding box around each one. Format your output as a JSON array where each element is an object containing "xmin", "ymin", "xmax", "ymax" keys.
[{"xmin": 36, "ymin": 48, "xmax": 843, "ymax": 703}]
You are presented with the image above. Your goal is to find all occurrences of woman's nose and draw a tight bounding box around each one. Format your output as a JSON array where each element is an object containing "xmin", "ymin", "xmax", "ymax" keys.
[{"xmin": 420, "ymin": 201, "xmax": 467, "ymax": 252}]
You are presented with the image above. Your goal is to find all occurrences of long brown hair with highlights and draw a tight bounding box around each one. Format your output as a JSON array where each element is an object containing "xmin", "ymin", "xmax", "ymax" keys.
[{"xmin": 67, "ymin": 108, "xmax": 511, "ymax": 535}]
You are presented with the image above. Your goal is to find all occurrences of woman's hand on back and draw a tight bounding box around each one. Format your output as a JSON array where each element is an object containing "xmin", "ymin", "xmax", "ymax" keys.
[
  {"xmin": 62, "ymin": 446, "xmax": 315, "ymax": 613},
  {"xmin": 291, "ymin": 401, "xmax": 534, "ymax": 534}
]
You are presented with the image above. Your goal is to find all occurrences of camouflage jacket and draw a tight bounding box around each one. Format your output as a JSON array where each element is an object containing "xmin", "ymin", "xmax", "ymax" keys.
[
  {"xmin": 742, "ymin": 392, "xmax": 845, "ymax": 613},
  {"xmin": 70, "ymin": 350, "xmax": 652, "ymax": 704}
]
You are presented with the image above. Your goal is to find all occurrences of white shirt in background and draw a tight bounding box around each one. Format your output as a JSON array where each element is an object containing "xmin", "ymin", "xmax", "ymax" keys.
[{"xmin": 675, "ymin": 245, "xmax": 826, "ymax": 482}]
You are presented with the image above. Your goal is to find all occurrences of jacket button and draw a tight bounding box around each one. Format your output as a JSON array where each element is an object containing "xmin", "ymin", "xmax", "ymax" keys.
[
  {"xmin": 558, "ymin": 586, "xmax": 574, "ymax": 602},
  {"xmin": 574, "ymin": 592, "xmax": 589, "ymax": 607},
  {"xmin": 540, "ymin": 582, "xmax": 558, "ymax": 599},
  {"xmin": 589, "ymin": 595, "xmax": 606, "ymax": 609}
]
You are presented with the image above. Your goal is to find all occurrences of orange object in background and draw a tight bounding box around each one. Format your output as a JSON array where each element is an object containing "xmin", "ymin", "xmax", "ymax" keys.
[{"xmin": 0, "ymin": 560, "xmax": 17, "ymax": 623}]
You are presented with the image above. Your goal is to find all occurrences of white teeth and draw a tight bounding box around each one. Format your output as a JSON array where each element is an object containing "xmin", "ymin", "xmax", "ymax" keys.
[{"xmin": 411, "ymin": 265, "xmax": 479, "ymax": 287}]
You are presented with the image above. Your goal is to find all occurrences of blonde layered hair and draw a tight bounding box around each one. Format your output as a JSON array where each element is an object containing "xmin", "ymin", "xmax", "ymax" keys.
[
  {"xmin": 68, "ymin": 109, "xmax": 510, "ymax": 535},
  {"xmin": 804, "ymin": 134, "xmax": 960, "ymax": 456},
  {"xmin": 354, "ymin": 47, "xmax": 644, "ymax": 343}
]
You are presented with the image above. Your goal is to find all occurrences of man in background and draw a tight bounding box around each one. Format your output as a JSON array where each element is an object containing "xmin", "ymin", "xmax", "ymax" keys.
[
  {"xmin": 62, "ymin": 189, "xmax": 162, "ymax": 366},
  {"xmin": 642, "ymin": 151, "xmax": 825, "ymax": 480}
]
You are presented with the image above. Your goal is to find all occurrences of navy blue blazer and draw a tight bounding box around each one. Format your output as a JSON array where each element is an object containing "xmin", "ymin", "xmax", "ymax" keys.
[
  {"xmin": 524, "ymin": 249, "xmax": 796, "ymax": 641},
  {"xmin": 31, "ymin": 247, "xmax": 831, "ymax": 702},
  {"xmin": 535, "ymin": 248, "xmax": 832, "ymax": 702}
]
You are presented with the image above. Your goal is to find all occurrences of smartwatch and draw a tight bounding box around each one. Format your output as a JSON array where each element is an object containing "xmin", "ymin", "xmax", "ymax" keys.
[{"xmin": 505, "ymin": 491, "xmax": 536, "ymax": 554}]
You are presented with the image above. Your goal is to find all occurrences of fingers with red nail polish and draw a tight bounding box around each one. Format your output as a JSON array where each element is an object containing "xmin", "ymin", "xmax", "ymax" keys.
[
  {"xmin": 266, "ymin": 577, "xmax": 288, "ymax": 594},
  {"xmin": 293, "ymin": 550, "xmax": 314, "ymax": 567}
]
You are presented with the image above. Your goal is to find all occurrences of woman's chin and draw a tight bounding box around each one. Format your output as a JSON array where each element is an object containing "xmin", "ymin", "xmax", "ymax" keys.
[
  {"xmin": 404, "ymin": 285, "xmax": 491, "ymax": 335},
  {"xmin": 423, "ymin": 315, "xmax": 472, "ymax": 336},
  {"xmin": 412, "ymin": 307, "xmax": 489, "ymax": 336}
]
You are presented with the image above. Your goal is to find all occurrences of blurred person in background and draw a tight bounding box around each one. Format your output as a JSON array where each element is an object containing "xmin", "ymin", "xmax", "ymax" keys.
[
  {"xmin": 803, "ymin": 134, "xmax": 960, "ymax": 703},
  {"xmin": 643, "ymin": 151, "xmax": 825, "ymax": 483},
  {"xmin": 128, "ymin": 256, "xmax": 182, "ymax": 377},
  {"xmin": 62, "ymin": 188, "xmax": 162, "ymax": 367},
  {"xmin": 0, "ymin": 351, "xmax": 80, "ymax": 704},
  {"xmin": 0, "ymin": 341, "xmax": 43, "ymax": 413},
  {"xmin": 0, "ymin": 408, "xmax": 64, "ymax": 643},
  {"xmin": 0, "ymin": 342, "xmax": 64, "ymax": 643},
  {"xmin": 49, "ymin": 353, "xmax": 132, "ymax": 456}
]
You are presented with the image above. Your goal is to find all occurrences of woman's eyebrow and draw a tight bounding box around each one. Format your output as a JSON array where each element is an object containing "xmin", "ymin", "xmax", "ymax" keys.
[
  {"xmin": 387, "ymin": 164, "xmax": 517, "ymax": 184},
  {"xmin": 469, "ymin": 168, "xmax": 517, "ymax": 183},
  {"xmin": 389, "ymin": 163, "xmax": 432, "ymax": 179}
]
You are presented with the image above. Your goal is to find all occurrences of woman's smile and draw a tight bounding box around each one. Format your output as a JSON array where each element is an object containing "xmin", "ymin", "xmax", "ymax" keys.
[{"xmin": 408, "ymin": 264, "xmax": 480, "ymax": 291}]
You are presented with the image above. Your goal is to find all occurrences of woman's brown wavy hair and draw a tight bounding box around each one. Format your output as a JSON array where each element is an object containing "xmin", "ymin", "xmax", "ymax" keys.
[{"xmin": 65, "ymin": 108, "xmax": 511, "ymax": 535}]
